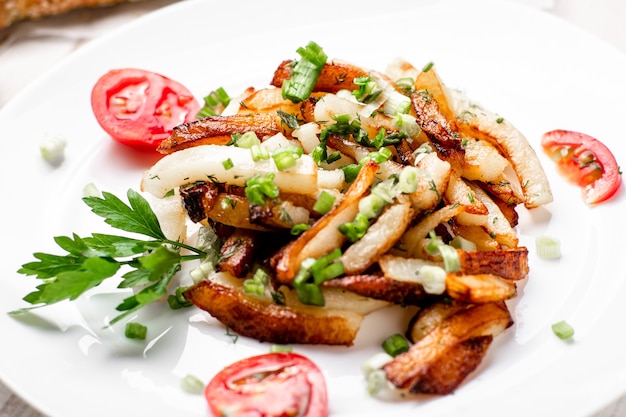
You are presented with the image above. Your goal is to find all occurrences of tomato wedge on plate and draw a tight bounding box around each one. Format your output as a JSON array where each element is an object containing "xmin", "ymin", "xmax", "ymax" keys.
[
  {"xmin": 541, "ymin": 129, "xmax": 622, "ymax": 204},
  {"xmin": 205, "ymin": 352, "xmax": 328, "ymax": 417},
  {"xmin": 91, "ymin": 68, "xmax": 200, "ymax": 149}
]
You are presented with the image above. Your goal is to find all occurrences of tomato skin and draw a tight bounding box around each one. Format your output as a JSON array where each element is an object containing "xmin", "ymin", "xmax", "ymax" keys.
[
  {"xmin": 91, "ymin": 68, "xmax": 199, "ymax": 149},
  {"xmin": 205, "ymin": 352, "xmax": 328, "ymax": 417},
  {"xmin": 541, "ymin": 129, "xmax": 622, "ymax": 204}
]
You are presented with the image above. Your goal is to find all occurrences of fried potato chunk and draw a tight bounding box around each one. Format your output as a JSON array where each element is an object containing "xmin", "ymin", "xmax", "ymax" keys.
[
  {"xmin": 184, "ymin": 272, "xmax": 365, "ymax": 346},
  {"xmin": 384, "ymin": 302, "xmax": 512, "ymax": 394},
  {"xmin": 271, "ymin": 60, "xmax": 368, "ymax": 94},
  {"xmin": 157, "ymin": 113, "xmax": 283, "ymax": 154}
]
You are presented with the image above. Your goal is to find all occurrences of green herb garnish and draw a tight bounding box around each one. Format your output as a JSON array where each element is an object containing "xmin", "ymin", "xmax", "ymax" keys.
[{"xmin": 12, "ymin": 189, "xmax": 206, "ymax": 325}]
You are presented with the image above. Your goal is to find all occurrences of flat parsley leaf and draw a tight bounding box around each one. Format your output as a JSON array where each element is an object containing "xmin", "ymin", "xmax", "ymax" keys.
[{"xmin": 13, "ymin": 189, "xmax": 205, "ymax": 325}]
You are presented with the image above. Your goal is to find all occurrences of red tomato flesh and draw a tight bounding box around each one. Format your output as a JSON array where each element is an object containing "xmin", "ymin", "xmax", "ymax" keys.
[
  {"xmin": 91, "ymin": 68, "xmax": 199, "ymax": 149},
  {"xmin": 205, "ymin": 352, "xmax": 328, "ymax": 417},
  {"xmin": 541, "ymin": 129, "xmax": 622, "ymax": 204}
]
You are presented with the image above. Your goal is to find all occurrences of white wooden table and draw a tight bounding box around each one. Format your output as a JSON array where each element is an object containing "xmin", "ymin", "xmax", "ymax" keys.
[{"xmin": 1, "ymin": 0, "xmax": 625, "ymax": 415}]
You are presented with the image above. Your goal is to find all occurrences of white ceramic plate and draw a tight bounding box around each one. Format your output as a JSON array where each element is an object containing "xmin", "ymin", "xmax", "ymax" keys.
[{"xmin": 1, "ymin": 0, "xmax": 625, "ymax": 416}]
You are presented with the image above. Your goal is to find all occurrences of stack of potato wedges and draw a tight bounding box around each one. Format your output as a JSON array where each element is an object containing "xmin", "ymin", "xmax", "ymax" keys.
[{"xmin": 141, "ymin": 52, "xmax": 552, "ymax": 396}]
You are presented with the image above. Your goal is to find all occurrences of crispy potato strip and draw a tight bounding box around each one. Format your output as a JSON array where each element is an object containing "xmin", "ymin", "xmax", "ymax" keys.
[
  {"xmin": 272, "ymin": 160, "xmax": 379, "ymax": 284},
  {"xmin": 341, "ymin": 199, "xmax": 414, "ymax": 275},
  {"xmin": 184, "ymin": 272, "xmax": 365, "ymax": 346},
  {"xmin": 448, "ymin": 89, "xmax": 553, "ymax": 208},
  {"xmin": 157, "ymin": 112, "xmax": 283, "ymax": 154},
  {"xmin": 271, "ymin": 60, "xmax": 368, "ymax": 94},
  {"xmin": 383, "ymin": 302, "xmax": 512, "ymax": 393}
]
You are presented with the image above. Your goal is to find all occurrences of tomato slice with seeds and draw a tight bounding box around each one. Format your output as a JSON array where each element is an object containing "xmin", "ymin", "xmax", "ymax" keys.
[
  {"xmin": 205, "ymin": 352, "xmax": 328, "ymax": 417},
  {"xmin": 541, "ymin": 129, "xmax": 622, "ymax": 204},
  {"xmin": 91, "ymin": 68, "xmax": 199, "ymax": 149}
]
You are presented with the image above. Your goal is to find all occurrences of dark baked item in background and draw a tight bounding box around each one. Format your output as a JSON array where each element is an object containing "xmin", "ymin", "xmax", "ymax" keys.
[{"xmin": 0, "ymin": 0, "xmax": 132, "ymax": 28}]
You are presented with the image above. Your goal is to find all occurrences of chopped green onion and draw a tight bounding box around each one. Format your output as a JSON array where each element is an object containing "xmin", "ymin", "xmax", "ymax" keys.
[
  {"xmin": 450, "ymin": 235, "xmax": 477, "ymax": 252},
  {"xmin": 197, "ymin": 87, "xmax": 230, "ymax": 118},
  {"xmin": 416, "ymin": 265, "xmax": 447, "ymax": 294},
  {"xmin": 366, "ymin": 369, "xmax": 388, "ymax": 396},
  {"xmin": 234, "ymin": 131, "xmax": 261, "ymax": 149},
  {"xmin": 352, "ymin": 76, "xmax": 381, "ymax": 103},
  {"xmin": 272, "ymin": 145, "xmax": 303, "ymax": 170},
  {"xmin": 382, "ymin": 333, "xmax": 410, "ymax": 357},
  {"xmin": 82, "ymin": 182, "xmax": 101, "ymax": 198},
  {"xmin": 310, "ymin": 248, "xmax": 343, "ymax": 284},
  {"xmin": 371, "ymin": 178, "xmax": 397, "ymax": 203},
  {"xmin": 361, "ymin": 352, "xmax": 393, "ymax": 377},
  {"xmin": 40, "ymin": 135, "xmax": 67, "ymax": 165},
  {"xmin": 294, "ymin": 282, "xmax": 325, "ymax": 306},
  {"xmin": 358, "ymin": 194, "xmax": 386, "ymax": 219},
  {"xmin": 290, "ymin": 223, "xmax": 311, "ymax": 235},
  {"xmin": 282, "ymin": 41, "xmax": 328, "ymax": 103},
  {"xmin": 397, "ymin": 166, "xmax": 420, "ymax": 194},
  {"xmin": 243, "ymin": 279, "xmax": 265, "ymax": 296},
  {"xmin": 222, "ymin": 158, "xmax": 234, "ymax": 170},
  {"xmin": 338, "ymin": 212, "xmax": 370, "ymax": 242},
  {"xmin": 412, "ymin": 143, "xmax": 434, "ymax": 162},
  {"xmin": 250, "ymin": 144, "xmax": 270, "ymax": 161},
  {"xmin": 395, "ymin": 77, "xmax": 415, "ymax": 95},
  {"xmin": 341, "ymin": 163, "xmax": 361, "ymax": 183},
  {"xmin": 360, "ymin": 147, "xmax": 392, "ymax": 164},
  {"xmin": 536, "ymin": 235, "xmax": 561, "ymax": 259},
  {"xmin": 125, "ymin": 322, "xmax": 147, "ymax": 340},
  {"xmin": 243, "ymin": 267, "xmax": 270, "ymax": 297},
  {"xmin": 180, "ymin": 374, "xmax": 205, "ymax": 394},
  {"xmin": 245, "ymin": 173, "xmax": 280, "ymax": 206},
  {"xmin": 393, "ymin": 113, "xmax": 422, "ymax": 137},
  {"xmin": 422, "ymin": 61, "xmax": 434, "ymax": 72},
  {"xmin": 269, "ymin": 345, "xmax": 293, "ymax": 353},
  {"xmin": 552, "ymin": 320, "xmax": 575, "ymax": 340},
  {"xmin": 313, "ymin": 191, "xmax": 336, "ymax": 215},
  {"xmin": 438, "ymin": 244, "xmax": 460, "ymax": 272},
  {"xmin": 425, "ymin": 231, "xmax": 460, "ymax": 272},
  {"xmin": 293, "ymin": 252, "xmax": 343, "ymax": 306},
  {"xmin": 168, "ymin": 286, "xmax": 193, "ymax": 309}
]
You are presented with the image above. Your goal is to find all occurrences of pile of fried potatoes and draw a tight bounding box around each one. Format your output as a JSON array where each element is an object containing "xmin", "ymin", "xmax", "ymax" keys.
[{"xmin": 140, "ymin": 53, "xmax": 553, "ymax": 395}]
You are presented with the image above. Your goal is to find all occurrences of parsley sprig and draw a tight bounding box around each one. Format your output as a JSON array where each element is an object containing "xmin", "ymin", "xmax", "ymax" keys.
[{"xmin": 12, "ymin": 189, "xmax": 206, "ymax": 325}]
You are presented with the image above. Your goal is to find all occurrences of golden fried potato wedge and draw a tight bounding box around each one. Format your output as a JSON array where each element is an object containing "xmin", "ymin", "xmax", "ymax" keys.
[
  {"xmin": 272, "ymin": 160, "xmax": 379, "ymax": 284},
  {"xmin": 446, "ymin": 273, "xmax": 517, "ymax": 303},
  {"xmin": 444, "ymin": 172, "xmax": 487, "ymax": 215},
  {"xmin": 141, "ymin": 144, "xmax": 319, "ymax": 198},
  {"xmin": 238, "ymin": 87, "xmax": 301, "ymax": 114},
  {"xmin": 448, "ymin": 89, "xmax": 553, "ymax": 208},
  {"xmin": 395, "ymin": 204, "xmax": 466, "ymax": 258},
  {"xmin": 413, "ymin": 65, "xmax": 455, "ymax": 121},
  {"xmin": 341, "ymin": 200, "xmax": 414, "ymax": 275},
  {"xmin": 216, "ymin": 229, "xmax": 258, "ymax": 278},
  {"xmin": 157, "ymin": 112, "xmax": 283, "ymax": 154},
  {"xmin": 411, "ymin": 90, "xmax": 466, "ymax": 172},
  {"xmin": 454, "ymin": 225, "xmax": 500, "ymax": 251},
  {"xmin": 456, "ymin": 182, "xmax": 518, "ymax": 248},
  {"xmin": 323, "ymin": 274, "xmax": 427, "ymax": 305},
  {"xmin": 457, "ymin": 247, "xmax": 529, "ymax": 280},
  {"xmin": 271, "ymin": 59, "xmax": 368, "ymax": 94},
  {"xmin": 383, "ymin": 302, "xmax": 512, "ymax": 393},
  {"xmin": 184, "ymin": 272, "xmax": 367, "ymax": 346},
  {"xmin": 409, "ymin": 335, "xmax": 494, "ymax": 394},
  {"xmin": 406, "ymin": 300, "xmax": 470, "ymax": 343}
]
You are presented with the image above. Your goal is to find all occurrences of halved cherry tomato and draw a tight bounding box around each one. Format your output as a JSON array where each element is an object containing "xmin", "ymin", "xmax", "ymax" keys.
[
  {"xmin": 205, "ymin": 352, "xmax": 328, "ymax": 417},
  {"xmin": 91, "ymin": 68, "xmax": 200, "ymax": 149},
  {"xmin": 541, "ymin": 129, "xmax": 622, "ymax": 204}
]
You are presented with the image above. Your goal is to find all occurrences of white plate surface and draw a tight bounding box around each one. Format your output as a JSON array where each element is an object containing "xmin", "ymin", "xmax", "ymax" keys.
[{"xmin": 1, "ymin": 0, "xmax": 625, "ymax": 416}]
